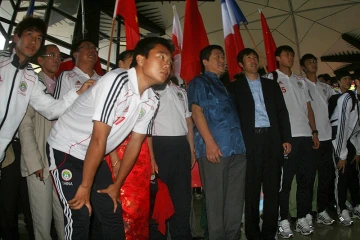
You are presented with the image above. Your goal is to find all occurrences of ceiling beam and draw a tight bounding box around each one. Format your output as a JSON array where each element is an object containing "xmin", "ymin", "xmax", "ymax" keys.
[{"xmin": 321, "ymin": 53, "xmax": 360, "ymax": 63}]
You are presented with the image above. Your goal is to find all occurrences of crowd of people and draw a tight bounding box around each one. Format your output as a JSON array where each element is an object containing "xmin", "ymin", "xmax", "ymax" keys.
[{"xmin": 1, "ymin": 16, "xmax": 360, "ymax": 240}]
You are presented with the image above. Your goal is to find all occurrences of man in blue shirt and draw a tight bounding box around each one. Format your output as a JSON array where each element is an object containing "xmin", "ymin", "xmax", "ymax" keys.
[
  {"xmin": 188, "ymin": 45, "xmax": 247, "ymax": 240},
  {"xmin": 230, "ymin": 48, "xmax": 291, "ymax": 240}
]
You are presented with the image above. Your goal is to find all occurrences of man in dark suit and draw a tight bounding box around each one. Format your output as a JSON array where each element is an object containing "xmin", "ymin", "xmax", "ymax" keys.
[{"xmin": 230, "ymin": 48, "xmax": 292, "ymax": 240}]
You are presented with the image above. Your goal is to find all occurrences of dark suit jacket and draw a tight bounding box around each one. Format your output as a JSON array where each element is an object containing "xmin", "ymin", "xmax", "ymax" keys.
[{"xmin": 229, "ymin": 74, "xmax": 291, "ymax": 153}]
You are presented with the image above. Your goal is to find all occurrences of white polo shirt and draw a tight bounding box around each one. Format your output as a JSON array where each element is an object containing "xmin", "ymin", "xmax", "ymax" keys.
[
  {"xmin": 47, "ymin": 68, "xmax": 159, "ymax": 160},
  {"xmin": 152, "ymin": 82, "xmax": 192, "ymax": 136},
  {"xmin": 54, "ymin": 67, "xmax": 101, "ymax": 99},
  {"xmin": 306, "ymin": 78, "xmax": 336, "ymax": 141},
  {"xmin": 265, "ymin": 70, "xmax": 312, "ymax": 137}
]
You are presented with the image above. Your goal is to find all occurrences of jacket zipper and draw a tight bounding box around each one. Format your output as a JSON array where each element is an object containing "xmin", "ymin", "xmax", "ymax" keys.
[{"xmin": 0, "ymin": 67, "xmax": 20, "ymax": 130}]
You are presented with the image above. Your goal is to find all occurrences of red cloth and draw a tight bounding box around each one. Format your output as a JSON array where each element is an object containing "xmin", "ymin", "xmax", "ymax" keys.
[
  {"xmin": 180, "ymin": 0, "xmax": 209, "ymax": 83},
  {"xmin": 191, "ymin": 161, "xmax": 202, "ymax": 187},
  {"xmin": 105, "ymin": 136, "xmax": 151, "ymax": 240},
  {"xmin": 152, "ymin": 178, "xmax": 175, "ymax": 235},
  {"xmin": 55, "ymin": 57, "xmax": 104, "ymax": 78},
  {"xmin": 260, "ymin": 11, "xmax": 277, "ymax": 72},
  {"xmin": 114, "ymin": 0, "xmax": 140, "ymax": 50}
]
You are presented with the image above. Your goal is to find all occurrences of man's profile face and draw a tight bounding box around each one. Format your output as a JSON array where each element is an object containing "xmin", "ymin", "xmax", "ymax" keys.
[
  {"xmin": 38, "ymin": 46, "xmax": 61, "ymax": 75},
  {"xmin": 239, "ymin": 53, "xmax": 259, "ymax": 74},
  {"xmin": 73, "ymin": 41, "xmax": 98, "ymax": 65},
  {"xmin": 140, "ymin": 44, "xmax": 172, "ymax": 85},
  {"xmin": 338, "ymin": 76, "xmax": 352, "ymax": 90},
  {"xmin": 15, "ymin": 29, "xmax": 43, "ymax": 62},
  {"xmin": 302, "ymin": 58, "xmax": 318, "ymax": 74},
  {"xmin": 276, "ymin": 51, "xmax": 294, "ymax": 69},
  {"xmin": 203, "ymin": 49, "xmax": 226, "ymax": 76}
]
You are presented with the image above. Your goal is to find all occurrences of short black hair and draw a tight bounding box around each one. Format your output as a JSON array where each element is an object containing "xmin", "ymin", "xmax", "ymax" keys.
[
  {"xmin": 237, "ymin": 48, "xmax": 258, "ymax": 64},
  {"xmin": 130, "ymin": 37, "xmax": 174, "ymax": 68},
  {"xmin": 335, "ymin": 70, "xmax": 351, "ymax": 81},
  {"xmin": 14, "ymin": 17, "xmax": 47, "ymax": 44},
  {"xmin": 199, "ymin": 45, "xmax": 224, "ymax": 73},
  {"xmin": 300, "ymin": 53, "xmax": 317, "ymax": 67},
  {"xmin": 353, "ymin": 69, "xmax": 360, "ymax": 80},
  {"xmin": 118, "ymin": 50, "xmax": 134, "ymax": 62},
  {"xmin": 318, "ymin": 73, "xmax": 331, "ymax": 81},
  {"xmin": 37, "ymin": 44, "xmax": 58, "ymax": 57},
  {"xmin": 275, "ymin": 45, "xmax": 294, "ymax": 57}
]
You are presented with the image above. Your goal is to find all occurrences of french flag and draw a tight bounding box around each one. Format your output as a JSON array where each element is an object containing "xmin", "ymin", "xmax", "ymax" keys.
[
  {"xmin": 221, "ymin": 0, "xmax": 246, "ymax": 80},
  {"xmin": 171, "ymin": 5, "xmax": 184, "ymax": 86}
]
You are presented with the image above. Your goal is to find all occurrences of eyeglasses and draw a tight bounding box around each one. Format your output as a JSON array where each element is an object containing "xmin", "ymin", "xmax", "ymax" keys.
[
  {"xmin": 76, "ymin": 44, "xmax": 99, "ymax": 52},
  {"xmin": 41, "ymin": 53, "xmax": 64, "ymax": 62}
]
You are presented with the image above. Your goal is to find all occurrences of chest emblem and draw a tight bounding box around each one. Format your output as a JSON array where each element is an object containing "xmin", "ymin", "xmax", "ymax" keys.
[
  {"xmin": 19, "ymin": 81, "xmax": 27, "ymax": 92},
  {"xmin": 138, "ymin": 108, "xmax": 146, "ymax": 120},
  {"xmin": 278, "ymin": 81, "xmax": 283, "ymax": 85},
  {"xmin": 323, "ymin": 89, "xmax": 327, "ymax": 95},
  {"xmin": 297, "ymin": 81, "xmax": 303, "ymax": 88},
  {"xmin": 177, "ymin": 92, "xmax": 184, "ymax": 101}
]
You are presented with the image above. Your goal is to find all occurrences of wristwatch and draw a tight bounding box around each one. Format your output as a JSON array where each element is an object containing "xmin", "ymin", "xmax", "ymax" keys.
[{"xmin": 312, "ymin": 130, "xmax": 318, "ymax": 135}]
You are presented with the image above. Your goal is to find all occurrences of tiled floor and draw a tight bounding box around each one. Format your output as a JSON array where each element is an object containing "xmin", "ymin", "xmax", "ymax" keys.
[
  {"xmin": 17, "ymin": 197, "xmax": 360, "ymax": 239},
  {"xmin": 192, "ymin": 197, "xmax": 360, "ymax": 240}
]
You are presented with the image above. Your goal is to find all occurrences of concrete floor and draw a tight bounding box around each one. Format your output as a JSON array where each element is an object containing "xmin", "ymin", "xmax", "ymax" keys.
[{"xmin": 17, "ymin": 197, "xmax": 360, "ymax": 239}]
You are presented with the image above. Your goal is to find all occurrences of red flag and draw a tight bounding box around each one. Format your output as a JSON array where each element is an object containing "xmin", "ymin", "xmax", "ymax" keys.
[
  {"xmin": 114, "ymin": 0, "xmax": 140, "ymax": 50},
  {"xmin": 180, "ymin": 0, "xmax": 209, "ymax": 83},
  {"xmin": 260, "ymin": 11, "xmax": 277, "ymax": 72}
]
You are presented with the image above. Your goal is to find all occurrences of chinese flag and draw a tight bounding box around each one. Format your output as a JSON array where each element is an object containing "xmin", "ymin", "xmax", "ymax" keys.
[
  {"xmin": 260, "ymin": 11, "xmax": 277, "ymax": 72},
  {"xmin": 180, "ymin": 0, "xmax": 209, "ymax": 83},
  {"xmin": 114, "ymin": 0, "xmax": 140, "ymax": 50}
]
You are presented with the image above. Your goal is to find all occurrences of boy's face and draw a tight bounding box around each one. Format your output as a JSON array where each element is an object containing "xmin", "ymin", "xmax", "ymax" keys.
[
  {"xmin": 139, "ymin": 44, "xmax": 172, "ymax": 85},
  {"xmin": 302, "ymin": 58, "xmax": 318, "ymax": 74},
  {"xmin": 276, "ymin": 50, "xmax": 294, "ymax": 69},
  {"xmin": 239, "ymin": 53, "xmax": 259, "ymax": 74},
  {"xmin": 15, "ymin": 29, "xmax": 43, "ymax": 62},
  {"xmin": 338, "ymin": 76, "xmax": 352, "ymax": 90}
]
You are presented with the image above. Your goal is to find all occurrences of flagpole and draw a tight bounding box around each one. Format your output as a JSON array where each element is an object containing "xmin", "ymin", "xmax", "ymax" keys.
[
  {"xmin": 243, "ymin": 24, "xmax": 268, "ymax": 73},
  {"xmin": 106, "ymin": 18, "xmax": 116, "ymax": 72}
]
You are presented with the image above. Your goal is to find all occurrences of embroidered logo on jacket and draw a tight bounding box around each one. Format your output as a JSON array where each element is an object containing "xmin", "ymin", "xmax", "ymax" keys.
[{"xmin": 19, "ymin": 81, "xmax": 27, "ymax": 92}]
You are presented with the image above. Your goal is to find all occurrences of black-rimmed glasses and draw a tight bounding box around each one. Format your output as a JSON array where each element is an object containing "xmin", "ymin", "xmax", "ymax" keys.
[{"xmin": 41, "ymin": 53, "xmax": 64, "ymax": 62}]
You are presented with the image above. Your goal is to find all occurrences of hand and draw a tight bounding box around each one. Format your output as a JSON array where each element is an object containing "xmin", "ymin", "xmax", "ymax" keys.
[
  {"xmin": 151, "ymin": 158, "xmax": 158, "ymax": 175},
  {"xmin": 352, "ymin": 155, "xmax": 360, "ymax": 170},
  {"xmin": 97, "ymin": 183, "xmax": 120, "ymax": 213},
  {"xmin": 68, "ymin": 185, "xmax": 92, "ymax": 216},
  {"xmin": 312, "ymin": 134, "xmax": 320, "ymax": 149},
  {"xmin": 76, "ymin": 79, "xmax": 96, "ymax": 95},
  {"xmin": 205, "ymin": 140, "xmax": 222, "ymax": 164},
  {"xmin": 337, "ymin": 160, "xmax": 346, "ymax": 174},
  {"xmin": 282, "ymin": 142, "xmax": 292, "ymax": 155},
  {"xmin": 34, "ymin": 168, "xmax": 44, "ymax": 181},
  {"xmin": 191, "ymin": 149, "xmax": 196, "ymax": 169}
]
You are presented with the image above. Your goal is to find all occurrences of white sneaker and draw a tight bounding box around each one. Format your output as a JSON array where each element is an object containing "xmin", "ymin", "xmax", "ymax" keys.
[
  {"xmin": 352, "ymin": 205, "xmax": 360, "ymax": 219},
  {"xmin": 278, "ymin": 219, "xmax": 294, "ymax": 238},
  {"xmin": 295, "ymin": 217, "xmax": 314, "ymax": 235},
  {"xmin": 305, "ymin": 214, "xmax": 314, "ymax": 231},
  {"xmin": 338, "ymin": 209, "xmax": 353, "ymax": 226},
  {"xmin": 317, "ymin": 210, "xmax": 335, "ymax": 225}
]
